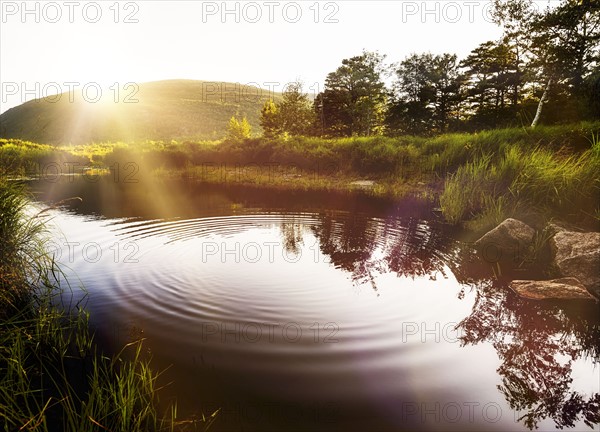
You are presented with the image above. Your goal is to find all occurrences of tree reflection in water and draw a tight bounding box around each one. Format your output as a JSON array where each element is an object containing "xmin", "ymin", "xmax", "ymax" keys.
[
  {"xmin": 456, "ymin": 282, "xmax": 599, "ymax": 429},
  {"xmin": 281, "ymin": 210, "xmax": 599, "ymax": 430},
  {"xmin": 279, "ymin": 222, "xmax": 304, "ymax": 256},
  {"xmin": 308, "ymin": 211, "xmax": 454, "ymax": 294}
]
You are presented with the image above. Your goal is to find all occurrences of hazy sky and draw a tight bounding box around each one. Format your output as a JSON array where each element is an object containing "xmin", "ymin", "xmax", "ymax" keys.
[{"xmin": 0, "ymin": 1, "xmax": 552, "ymax": 113}]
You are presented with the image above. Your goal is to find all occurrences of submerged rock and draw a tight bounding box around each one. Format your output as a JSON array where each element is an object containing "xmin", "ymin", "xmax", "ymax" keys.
[
  {"xmin": 474, "ymin": 218, "xmax": 535, "ymax": 263},
  {"xmin": 510, "ymin": 278, "xmax": 596, "ymax": 301},
  {"xmin": 550, "ymin": 229, "xmax": 600, "ymax": 298}
]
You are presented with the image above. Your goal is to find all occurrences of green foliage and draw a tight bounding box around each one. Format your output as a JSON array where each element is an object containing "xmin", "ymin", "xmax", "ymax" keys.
[
  {"xmin": 460, "ymin": 40, "xmax": 522, "ymax": 128},
  {"xmin": 278, "ymin": 82, "xmax": 314, "ymax": 136},
  {"xmin": 316, "ymin": 50, "xmax": 388, "ymax": 137},
  {"xmin": 260, "ymin": 83, "xmax": 318, "ymax": 139},
  {"xmin": 226, "ymin": 116, "xmax": 252, "ymax": 142},
  {"xmin": 440, "ymin": 155, "xmax": 496, "ymax": 224},
  {"xmin": 260, "ymin": 99, "xmax": 280, "ymax": 139},
  {"xmin": 493, "ymin": 0, "xmax": 600, "ymax": 127},
  {"xmin": 388, "ymin": 53, "xmax": 462, "ymax": 135}
]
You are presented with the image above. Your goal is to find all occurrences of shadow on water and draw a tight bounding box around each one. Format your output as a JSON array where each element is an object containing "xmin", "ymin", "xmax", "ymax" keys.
[{"xmin": 28, "ymin": 176, "xmax": 599, "ymax": 431}]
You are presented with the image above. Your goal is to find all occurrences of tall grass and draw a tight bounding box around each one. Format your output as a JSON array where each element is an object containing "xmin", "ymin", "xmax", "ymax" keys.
[
  {"xmin": 0, "ymin": 179, "xmax": 210, "ymax": 431},
  {"xmin": 0, "ymin": 179, "xmax": 49, "ymax": 317},
  {"xmin": 0, "ymin": 139, "xmax": 88, "ymax": 177},
  {"xmin": 439, "ymin": 155, "xmax": 498, "ymax": 224},
  {"xmin": 440, "ymin": 138, "xmax": 600, "ymax": 228}
]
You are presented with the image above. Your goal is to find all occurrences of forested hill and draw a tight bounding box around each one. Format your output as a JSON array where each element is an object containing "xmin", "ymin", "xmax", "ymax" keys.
[{"xmin": 0, "ymin": 80, "xmax": 280, "ymax": 145}]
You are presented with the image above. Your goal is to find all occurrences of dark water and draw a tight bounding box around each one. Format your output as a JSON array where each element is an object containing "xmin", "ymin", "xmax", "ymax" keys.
[{"xmin": 29, "ymin": 176, "xmax": 599, "ymax": 432}]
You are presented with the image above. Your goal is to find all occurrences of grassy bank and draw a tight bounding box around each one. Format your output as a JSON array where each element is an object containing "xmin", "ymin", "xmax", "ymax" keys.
[
  {"xmin": 0, "ymin": 179, "xmax": 213, "ymax": 431},
  {"xmin": 2, "ymin": 121, "xmax": 599, "ymax": 230},
  {"xmin": 440, "ymin": 142, "xmax": 600, "ymax": 230}
]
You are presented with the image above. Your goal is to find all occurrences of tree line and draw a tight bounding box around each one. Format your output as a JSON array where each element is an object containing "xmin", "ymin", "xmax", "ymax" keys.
[{"xmin": 252, "ymin": 0, "xmax": 598, "ymax": 139}]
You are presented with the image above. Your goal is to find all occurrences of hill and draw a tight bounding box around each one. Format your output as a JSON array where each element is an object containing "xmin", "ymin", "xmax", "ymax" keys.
[{"xmin": 0, "ymin": 80, "xmax": 281, "ymax": 145}]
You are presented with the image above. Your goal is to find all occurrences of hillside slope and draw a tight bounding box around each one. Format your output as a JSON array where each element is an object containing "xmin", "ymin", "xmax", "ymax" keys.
[{"xmin": 0, "ymin": 80, "xmax": 280, "ymax": 145}]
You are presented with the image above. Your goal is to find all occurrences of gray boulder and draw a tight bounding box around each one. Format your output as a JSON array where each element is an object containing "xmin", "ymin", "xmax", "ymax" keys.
[
  {"xmin": 510, "ymin": 278, "xmax": 596, "ymax": 300},
  {"xmin": 474, "ymin": 218, "xmax": 535, "ymax": 263},
  {"xmin": 550, "ymin": 229, "xmax": 600, "ymax": 298}
]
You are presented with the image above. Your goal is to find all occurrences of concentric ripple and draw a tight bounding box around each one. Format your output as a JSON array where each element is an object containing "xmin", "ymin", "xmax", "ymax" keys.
[
  {"xmin": 51, "ymin": 209, "xmax": 470, "ymax": 385},
  {"xmin": 39, "ymin": 192, "xmax": 599, "ymax": 432}
]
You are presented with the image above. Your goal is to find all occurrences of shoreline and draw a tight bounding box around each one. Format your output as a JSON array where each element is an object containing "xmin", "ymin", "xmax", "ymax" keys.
[{"xmin": 2, "ymin": 121, "xmax": 599, "ymax": 232}]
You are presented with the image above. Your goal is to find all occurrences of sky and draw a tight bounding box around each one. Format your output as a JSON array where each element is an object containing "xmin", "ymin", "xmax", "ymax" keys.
[{"xmin": 0, "ymin": 0, "xmax": 553, "ymax": 113}]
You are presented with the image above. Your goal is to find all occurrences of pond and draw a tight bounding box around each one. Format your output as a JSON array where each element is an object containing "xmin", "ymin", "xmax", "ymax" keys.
[{"xmin": 29, "ymin": 176, "xmax": 599, "ymax": 432}]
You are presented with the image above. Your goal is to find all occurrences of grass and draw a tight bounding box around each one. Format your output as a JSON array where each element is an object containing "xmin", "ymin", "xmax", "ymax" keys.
[
  {"xmin": 0, "ymin": 179, "xmax": 215, "ymax": 431},
  {"xmin": 154, "ymin": 163, "xmax": 428, "ymax": 198},
  {"xmin": 0, "ymin": 139, "xmax": 89, "ymax": 177},
  {"xmin": 3, "ymin": 120, "xmax": 599, "ymax": 229},
  {"xmin": 440, "ymin": 138, "xmax": 600, "ymax": 230},
  {"xmin": 0, "ymin": 179, "xmax": 49, "ymax": 317}
]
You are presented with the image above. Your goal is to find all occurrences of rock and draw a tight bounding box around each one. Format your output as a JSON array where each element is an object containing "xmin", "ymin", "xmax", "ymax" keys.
[
  {"xmin": 550, "ymin": 229, "xmax": 600, "ymax": 298},
  {"xmin": 509, "ymin": 278, "xmax": 596, "ymax": 301},
  {"xmin": 474, "ymin": 218, "xmax": 535, "ymax": 263},
  {"xmin": 546, "ymin": 221, "xmax": 572, "ymax": 237}
]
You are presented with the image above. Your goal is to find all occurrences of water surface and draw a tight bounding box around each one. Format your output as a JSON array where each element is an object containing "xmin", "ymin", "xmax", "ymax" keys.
[{"xmin": 30, "ymin": 177, "xmax": 600, "ymax": 432}]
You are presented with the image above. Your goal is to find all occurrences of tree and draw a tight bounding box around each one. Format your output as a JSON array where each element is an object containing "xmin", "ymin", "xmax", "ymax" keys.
[
  {"xmin": 388, "ymin": 53, "xmax": 435, "ymax": 135},
  {"xmin": 259, "ymin": 83, "xmax": 314, "ymax": 138},
  {"xmin": 260, "ymin": 99, "xmax": 280, "ymax": 139},
  {"xmin": 585, "ymin": 70, "xmax": 600, "ymax": 118},
  {"xmin": 278, "ymin": 82, "xmax": 314, "ymax": 136},
  {"xmin": 314, "ymin": 89, "xmax": 352, "ymax": 137},
  {"xmin": 388, "ymin": 53, "xmax": 462, "ymax": 135},
  {"xmin": 316, "ymin": 50, "xmax": 388, "ymax": 137},
  {"xmin": 226, "ymin": 116, "xmax": 251, "ymax": 141},
  {"xmin": 493, "ymin": 0, "xmax": 600, "ymax": 127},
  {"xmin": 460, "ymin": 40, "xmax": 522, "ymax": 128},
  {"xmin": 530, "ymin": 0, "xmax": 600, "ymax": 126},
  {"xmin": 431, "ymin": 54, "xmax": 464, "ymax": 132}
]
